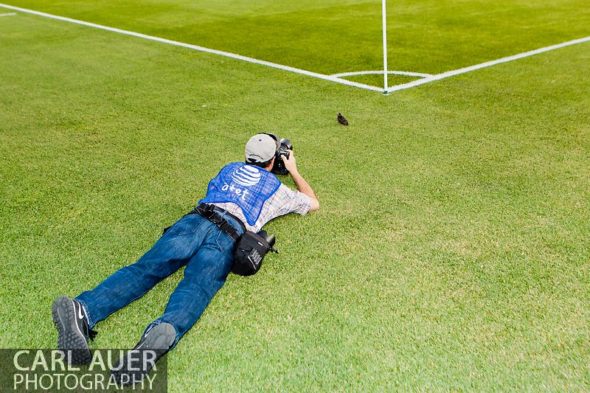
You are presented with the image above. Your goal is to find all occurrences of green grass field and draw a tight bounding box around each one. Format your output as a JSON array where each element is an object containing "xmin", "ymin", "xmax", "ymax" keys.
[{"xmin": 1, "ymin": 0, "xmax": 589, "ymax": 391}]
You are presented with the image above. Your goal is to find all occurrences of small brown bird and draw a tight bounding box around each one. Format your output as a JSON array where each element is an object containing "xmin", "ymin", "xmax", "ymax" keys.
[{"xmin": 337, "ymin": 113, "xmax": 349, "ymax": 126}]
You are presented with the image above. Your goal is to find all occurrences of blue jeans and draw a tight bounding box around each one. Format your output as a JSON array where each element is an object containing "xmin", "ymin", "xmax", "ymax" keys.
[{"xmin": 75, "ymin": 211, "xmax": 244, "ymax": 346}]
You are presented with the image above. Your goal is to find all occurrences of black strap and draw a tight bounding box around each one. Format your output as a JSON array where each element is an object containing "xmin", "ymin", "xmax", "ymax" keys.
[{"xmin": 191, "ymin": 204, "xmax": 243, "ymax": 241}]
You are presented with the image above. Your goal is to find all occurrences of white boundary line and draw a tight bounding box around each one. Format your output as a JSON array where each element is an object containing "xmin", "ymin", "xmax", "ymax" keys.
[
  {"xmin": 387, "ymin": 35, "xmax": 590, "ymax": 93},
  {"xmin": 0, "ymin": 3, "xmax": 383, "ymax": 93},
  {"xmin": 0, "ymin": 11, "xmax": 16, "ymax": 16},
  {"xmin": 332, "ymin": 70, "xmax": 432, "ymax": 78},
  {"xmin": 2, "ymin": 3, "xmax": 589, "ymax": 95},
  {"xmin": 381, "ymin": 0, "xmax": 388, "ymax": 91}
]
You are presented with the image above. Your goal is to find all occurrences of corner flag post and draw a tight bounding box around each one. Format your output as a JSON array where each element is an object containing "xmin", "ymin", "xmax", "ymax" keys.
[{"xmin": 382, "ymin": 0, "xmax": 388, "ymax": 93}]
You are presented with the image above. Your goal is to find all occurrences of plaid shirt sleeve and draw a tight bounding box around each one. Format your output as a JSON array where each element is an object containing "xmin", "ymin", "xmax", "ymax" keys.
[{"xmin": 268, "ymin": 184, "xmax": 312, "ymax": 218}]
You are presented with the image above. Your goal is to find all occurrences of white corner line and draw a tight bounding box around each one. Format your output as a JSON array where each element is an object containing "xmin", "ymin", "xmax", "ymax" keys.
[
  {"xmin": 332, "ymin": 70, "xmax": 432, "ymax": 78},
  {"xmin": 0, "ymin": 11, "xmax": 16, "ymax": 16},
  {"xmin": 386, "ymin": 35, "xmax": 590, "ymax": 93},
  {"xmin": 4, "ymin": 2, "xmax": 588, "ymax": 95},
  {"xmin": 0, "ymin": 3, "xmax": 384, "ymax": 93},
  {"xmin": 328, "ymin": 77, "xmax": 384, "ymax": 92}
]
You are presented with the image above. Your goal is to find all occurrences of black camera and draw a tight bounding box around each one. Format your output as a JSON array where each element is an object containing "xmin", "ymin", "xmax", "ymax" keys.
[
  {"xmin": 258, "ymin": 230, "xmax": 277, "ymax": 252},
  {"xmin": 272, "ymin": 138, "xmax": 292, "ymax": 176},
  {"xmin": 263, "ymin": 133, "xmax": 292, "ymax": 176}
]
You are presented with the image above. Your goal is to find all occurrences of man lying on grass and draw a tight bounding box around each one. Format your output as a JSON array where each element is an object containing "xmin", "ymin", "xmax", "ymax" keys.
[{"xmin": 51, "ymin": 134, "xmax": 319, "ymax": 382}]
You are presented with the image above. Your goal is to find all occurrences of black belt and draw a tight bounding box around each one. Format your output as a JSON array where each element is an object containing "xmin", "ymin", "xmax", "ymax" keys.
[{"xmin": 190, "ymin": 204, "xmax": 244, "ymax": 241}]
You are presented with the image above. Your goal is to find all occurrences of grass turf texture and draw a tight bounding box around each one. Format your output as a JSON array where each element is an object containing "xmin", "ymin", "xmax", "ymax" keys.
[
  {"xmin": 3, "ymin": 0, "xmax": 590, "ymax": 87},
  {"xmin": 1, "ymin": 1, "xmax": 589, "ymax": 391}
]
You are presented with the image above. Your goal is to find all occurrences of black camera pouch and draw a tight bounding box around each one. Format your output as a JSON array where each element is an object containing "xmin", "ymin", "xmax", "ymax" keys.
[{"xmin": 232, "ymin": 231, "xmax": 274, "ymax": 276}]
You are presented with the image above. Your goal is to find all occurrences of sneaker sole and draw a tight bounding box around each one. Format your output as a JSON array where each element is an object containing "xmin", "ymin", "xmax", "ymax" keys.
[
  {"xmin": 136, "ymin": 323, "xmax": 176, "ymax": 350},
  {"xmin": 51, "ymin": 296, "xmax": 92, "ymax": 365},
  {"xmin": 113, "ymin": 323, "xmax": 176, "ymax": 386}
]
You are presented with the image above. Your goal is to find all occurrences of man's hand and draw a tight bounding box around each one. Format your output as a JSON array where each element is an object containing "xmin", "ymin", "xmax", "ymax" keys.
[
  {"xmin": 281, "ymin": 150, "xmax": 298, "ymax": 175},
  {"xmin": 282, "ymin": 151, "xmax": 319, "ymax": 211}
]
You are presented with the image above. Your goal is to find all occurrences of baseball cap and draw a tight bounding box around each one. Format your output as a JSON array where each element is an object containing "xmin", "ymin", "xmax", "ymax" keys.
[{"xmin": 245, "ymin": 134, "xmax": 277, "ymax": 163}]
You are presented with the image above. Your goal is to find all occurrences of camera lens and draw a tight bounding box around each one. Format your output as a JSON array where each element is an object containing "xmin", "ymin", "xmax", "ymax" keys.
[{"xmin": 257, "ymin": 231, "xmax": 276, "ymax": 247}]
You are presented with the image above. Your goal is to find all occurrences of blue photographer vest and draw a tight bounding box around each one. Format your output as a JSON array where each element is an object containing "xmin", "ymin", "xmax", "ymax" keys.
[{"xmin": 199, "ymin": 163, "xmax": 281, "ymax": 226}]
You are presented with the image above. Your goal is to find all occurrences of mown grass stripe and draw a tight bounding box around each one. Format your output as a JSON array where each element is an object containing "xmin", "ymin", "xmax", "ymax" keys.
[
  {"xmin": 387, "ymin": 35, "xmax": 590, "ymax": 93},
  {"xmin": 0, "ymin": 2, "xmax": 384, "ymax": 93}
]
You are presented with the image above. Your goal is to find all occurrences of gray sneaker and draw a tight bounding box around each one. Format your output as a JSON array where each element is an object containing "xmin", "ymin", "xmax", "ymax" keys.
[
  {"xmin": 112, "ymin": 322, "xmax": 176, "ymax": 386},
  {"xmin": 51, "ymin": 296, "xmax": 96, "ymax": 365}
]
